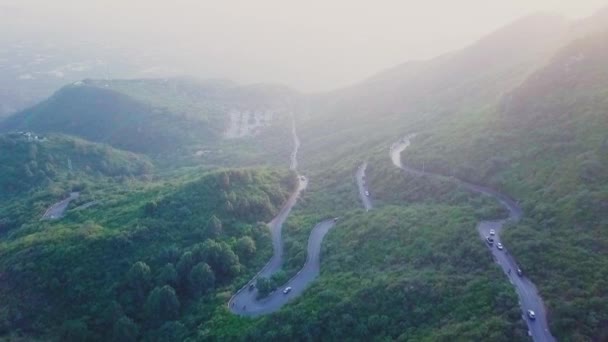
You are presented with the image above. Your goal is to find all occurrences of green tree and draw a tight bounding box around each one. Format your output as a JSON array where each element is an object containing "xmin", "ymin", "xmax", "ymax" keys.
[
  {"xmin": 127, "ymin": 261, "xmax": 151, "ymax": 304},
  {"xmin": 223, "ymin": 200, "xmax": 234, "ymax": 212},
  {"xmin": 156, "ymin": 263, "xmax": 178, "ymax": 287},
  {"xmin": 176, "ymin": 252, "xmax": 194, "ymax": 285},
  {"xmin": 112, "ymin": 316, "xmax": 139, "ymax": 342},
  {"xmin": 101, "ymin": 301, "xmax": 124, "ymax": 331},
  {"xmin": 144, "ymin": 201, "xmax": 157, "ymax": 217},
  {"xmin": 60, "ymin": 319, "xmax": 90, "ymax": 342},
  {"xmin": 145, "ymin": 285, "xmax": 180, "ymax": 323},
  {"xmin": 221, "ymin": 172, "xmax": 230, "ymax": 189},
  {"xmin": 207, "ymin": 215, "xmax": 223, "ymax": 237},
  {"xmin": 236, "ymin": 236, "xmax": 257, "ymax": 260},
  {"xmin": 189, "ymin": 262, "xmax": 215, "ymax": 298},
  {"xmin": 256, "ymin": 277, "xmax": 273, "ymax": 298},
  {"xmin": 200, "ymin": 240, "xmax": 240, "ymax": 280},
  {"xmin": 147, "ymin": 321, "xmax": 187, "ymax": 342}
]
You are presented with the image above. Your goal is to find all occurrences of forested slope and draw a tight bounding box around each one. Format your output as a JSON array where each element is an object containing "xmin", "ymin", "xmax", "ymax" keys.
[
  {"xmin": 0, "ymin": 133, "xmax": 153, "ymax": 234},
  {"xmin": 0, "ymin": 84, "xmax": 217, "ymax": 155},
  {"xmin": 205, "ymin": 206, "xmax": 527, "ymax": 341},
  {"xmin": 0, "ymin": 168, "xmax": 297, "ymax": 341},
  {"xmin": 402, "ymin": 31, "xmax": 608, "ymax": 340},
  {"xmin": 0, "ymin": 78, "xmax": 299, "ymax": 165}
]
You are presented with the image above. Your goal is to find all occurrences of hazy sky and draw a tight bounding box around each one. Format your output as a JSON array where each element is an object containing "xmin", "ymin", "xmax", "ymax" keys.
[{"xmin": 2, "ymin": 0, "xmax": 607, "ymax": 91}]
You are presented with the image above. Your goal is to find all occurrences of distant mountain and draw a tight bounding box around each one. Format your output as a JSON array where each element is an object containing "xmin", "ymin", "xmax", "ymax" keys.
[
  {"xmin": 298, "ymin": 9, "xmax": 608, "ymax": 170},
  {"xmin": 0, "ymin": 78, "xmax": 298, "ymax": 156},
  {"xmin": 297, "ymin": 13, "xmax": 573, "ymax": 170},
  {"xmin": 309, "ymin": 14, "xmax": 569, "ymax": 122}
]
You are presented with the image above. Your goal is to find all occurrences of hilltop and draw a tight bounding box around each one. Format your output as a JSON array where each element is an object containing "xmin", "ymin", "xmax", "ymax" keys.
[{"xmin": 0, "ymin": 78, "xmax": 299, "ymax": 160}]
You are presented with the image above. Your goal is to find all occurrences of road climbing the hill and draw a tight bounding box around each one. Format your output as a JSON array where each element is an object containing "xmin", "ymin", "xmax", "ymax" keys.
[
  {"xmin": 390, "ymin": 136, "xmax": 555, "ymax": 342},
  {"xmin": 356, "ymin": 162, "xmax": 373, "ymax": 210},
  {"xmin": 228, "ymin": 117, "xmax": 336, "ymax": 316},
  {"xmin": 41, "ymin": 192, "xmax": 80, "ymax": 220}
]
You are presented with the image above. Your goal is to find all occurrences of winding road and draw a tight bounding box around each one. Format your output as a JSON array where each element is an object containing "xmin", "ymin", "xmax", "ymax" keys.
[
  {"xmin": 356, "ymin": 162, "xmax": 373, "ymax": 210},
  {"xmin": 41, "ymin": 192, "xmax": 80, "ymax": 220},
  {"xmin": 228, "ymin": 117, "xmax": 336, "ymax": 316},
  {"xmin": 228, "ymin": 122, "xmax": 555, "ymax": 340},
  {"xmin": 390, "ymin": 137, "xmax": 555, "ymax": 342}
]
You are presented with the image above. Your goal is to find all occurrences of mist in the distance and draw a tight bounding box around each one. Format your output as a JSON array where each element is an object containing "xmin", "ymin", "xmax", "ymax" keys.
[{"xmin": 2, "ymin": 0, "xmax": 606, "ymax": 91}]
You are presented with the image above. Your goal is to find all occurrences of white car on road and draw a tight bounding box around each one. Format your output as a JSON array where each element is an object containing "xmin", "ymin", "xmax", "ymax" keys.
[
  {"xmin": 527, "ymin": 310, "xmax": 536, "ymax": 320},
  {"xmin": 365, "ymin": 191, "xmax": 370, "ymax": 196},
  {"xmin": 496, "ymin": 242, "xmax": 504, "ymax": 250},
  {"xmin": 489, "ymin": 229, "xmax": 495, "ymax": 236},
  {"xmin": 283, "ymin": 287, "xmax": 292, "ymax": 294}
]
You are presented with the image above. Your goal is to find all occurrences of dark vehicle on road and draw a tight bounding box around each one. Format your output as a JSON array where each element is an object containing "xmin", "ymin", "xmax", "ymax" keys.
[
  {"xmin": 333, "ymin": 217, "xmax": 339, "ymax": 222},
  {"xmin": 249, "ymin": 283, "xmax": 255, "ymax": 291},
  {"xmin": 486, "ymin": 236, "xmax": 494, "ymax": 245}
]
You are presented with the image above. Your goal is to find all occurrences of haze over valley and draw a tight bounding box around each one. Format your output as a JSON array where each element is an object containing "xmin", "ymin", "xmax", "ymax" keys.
[{"xmin": 1, "ymin": 1, "xmax": 608, "ymax": 341}]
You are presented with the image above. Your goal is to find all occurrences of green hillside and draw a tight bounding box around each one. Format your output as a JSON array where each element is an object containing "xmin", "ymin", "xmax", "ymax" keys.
[
  {"xmin": 0, "ymin": 78, "xmax": 299, "ymax": 165},
  {"xmin": 205, "ymin": 206, "xmax": 527, "ymax": 341},
  {"xmin": 401, "ymin": 31, "xmax": 608, "ymax": 340},
  {"xmin": 285, "ymin": 15, "xmax": 608, "ymax": 342},
  {"xmin": 0, "ymin": 133, "xmax": 153, "ymax": 233},
  {"xmin": 0, "ymin": 132, "xmax": 152, "ymax": 196},
  {"xmin": 0, "ymin": 168, "xmax": 296, "ymax": 341},
  {"xmin": 0, "ymin": 84, "xmax": 218, "ymax": 155},
  {"xmin": 2, "ymin": 7, "xmax": 608, "ymax": 342}
]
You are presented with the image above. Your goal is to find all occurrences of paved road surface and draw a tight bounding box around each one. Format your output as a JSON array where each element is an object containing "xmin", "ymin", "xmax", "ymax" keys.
[
  {"xmin": 356, "ymin": 162, "xmax": 373, "ymax": 210},
  {"xmin": 290, "ymin": 116, "xmax": 300, "ymax": 171},
  {"xmin": 228, "ymin": 219, "xmax": 335, "ymax": 316},
  {"xmin": 229, "ymin": 116, "xmax": 336, "ymax": 316},
  {"xmin": 390, "ymin": 137, "xmax": 555, "ymax": 342},
  {"xmin": 41, "ymin": 192, "xmax": 80, "ymax": 220}
]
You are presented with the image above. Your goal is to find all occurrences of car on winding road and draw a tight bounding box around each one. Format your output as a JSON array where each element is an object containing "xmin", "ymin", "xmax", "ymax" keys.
[
  {"xmin": 527, "ymin": 310, "xmax": 536, "ymax": 320},
  {"xmin": 517, "ymin": 268, "xmax": 523, "ymax": 277},
  {"xmin": 489, "ymin": 229, "xmax": 495, "ymax": 236},
  {"xmin": 486, "ymin": 236, "xmax": 494, "ymax": 245},
  {"xmin": 283, "ymin": 287, "xmax": 292, "ymax": 294},
  {"xmin": 364, "ymin": 190, "xmax": 370, "ymax": 196},
  {"xmin": 496, "ymin": 242, "xmax": 504, "ymax": 250}
]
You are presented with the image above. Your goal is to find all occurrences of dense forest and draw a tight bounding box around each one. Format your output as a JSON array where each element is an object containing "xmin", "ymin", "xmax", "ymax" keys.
[
  {"xmin": 0, "ymin": 133, "xmax": 153, "ymax": 234},
  {"xmin": 0, "ymin": 85, "xmax": 218, "ymax": 155},
  {"xmin": 0, "ymin": 133, "xmax": 152, "ymax": 196},
  {"xmin": 401, "ymin": 32, "xmax": 608, "ymax": 340},
  {"xmin": 0, "ymin": 168, "xmax": 296, "ymax": 341},
  {"xmin": 205, "ymin": 206, "xmax": 527, "ymax": 341}
]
